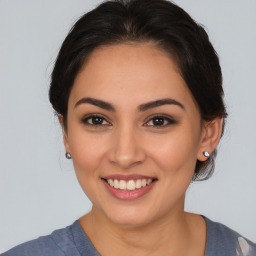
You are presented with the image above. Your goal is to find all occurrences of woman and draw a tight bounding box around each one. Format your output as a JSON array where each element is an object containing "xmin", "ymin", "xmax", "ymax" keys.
[{"xmin": 2, "ymin": 0, "xmax": 255, "ymax": 255}]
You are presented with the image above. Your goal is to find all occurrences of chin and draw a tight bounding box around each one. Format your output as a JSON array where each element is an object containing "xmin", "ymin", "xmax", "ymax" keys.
[{"xmin": 102, "ymin": 205, "xmax": 158, "ymax": 227}]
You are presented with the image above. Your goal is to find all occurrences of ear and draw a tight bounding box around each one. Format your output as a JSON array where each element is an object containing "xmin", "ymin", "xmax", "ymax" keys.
[
  {"xmin": 197, "ymin": 117, "xmax": 223, "ymax": 161},
  {"xmin": 58, "ymin": 115, "xmax": 70, "ymax": 154}
]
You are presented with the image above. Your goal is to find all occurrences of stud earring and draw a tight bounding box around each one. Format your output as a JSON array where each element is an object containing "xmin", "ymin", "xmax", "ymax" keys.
[
  {"xmin": 203, "ymin": 151, "xmax": 210, "ymax": 157},
  {"xmin": 65, "ymin": 153, "xmax": 72, "ymax": 159}
]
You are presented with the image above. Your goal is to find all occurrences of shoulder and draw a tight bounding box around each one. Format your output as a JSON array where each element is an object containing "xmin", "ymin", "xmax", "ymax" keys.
[
  {"xmin": 204, "ymin": 216, "xmax": 256, "ymax": 256},
  {"xmin": 1, "ymin": 221, "xmax": 81, "ymax": 256}
]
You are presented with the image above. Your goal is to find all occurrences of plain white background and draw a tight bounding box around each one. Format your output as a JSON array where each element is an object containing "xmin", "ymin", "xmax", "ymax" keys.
[{"xmin": 0, "ymin": 0, "xmax": 255, "ymax": 252}]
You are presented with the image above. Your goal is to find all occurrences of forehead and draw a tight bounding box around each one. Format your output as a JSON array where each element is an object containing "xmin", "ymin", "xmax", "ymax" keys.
[{"xmin": 70, "ymin": 43, "xmax": 197, "ymax": 112}]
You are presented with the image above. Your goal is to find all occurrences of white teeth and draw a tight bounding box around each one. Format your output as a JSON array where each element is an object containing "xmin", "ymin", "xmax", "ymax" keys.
[
  {"xmin": 114, "ymin": 179, "xmax": 119, "ymax": 189},
  {"xmin": 135, "ymin": 179, "xmax": 142, "ymax": 189},
  {"xmin": 107, "ymin": 178, "xmax": 154, "ymax": 190},
  {"xmin": 127, "ymin": 180, "xmax": 136, "ymax": 190},
  {"xmin": 109, "ymin": 179, "xmax": 114, "ymax": 187},
  {"xmin": 119, "ymin": 180, "xmax": 126, "ymax": 190}
]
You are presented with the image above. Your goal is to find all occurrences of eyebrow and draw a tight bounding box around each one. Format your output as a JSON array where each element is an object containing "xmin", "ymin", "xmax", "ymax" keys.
[
  {"xmin": 74, "ymin": 97, "xmax": 185, "ymax": 111},
  {"xmin": 75, "ymin": 97, "xmax": 115, "ymax": 111},
  {"xmin": 138, "ymin": 98, "xmax": 184, "ymax": 111}
]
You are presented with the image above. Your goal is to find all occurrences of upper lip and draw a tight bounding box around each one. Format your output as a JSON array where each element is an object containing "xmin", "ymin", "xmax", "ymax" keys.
[{"xmin": 101, "ymin": 174, "xmax": 157, "ymax": 181}]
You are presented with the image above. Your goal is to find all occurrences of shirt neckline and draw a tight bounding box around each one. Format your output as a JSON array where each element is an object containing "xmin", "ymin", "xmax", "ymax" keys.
[{"xmin": 73, "ymin": 216, "xmax": 212, "ymax": 256}]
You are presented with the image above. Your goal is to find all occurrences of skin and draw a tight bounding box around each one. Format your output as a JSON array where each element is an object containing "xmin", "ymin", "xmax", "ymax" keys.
[{"xmin": 60, "ymin": 43, "xmax": 223, "ymax": 256}]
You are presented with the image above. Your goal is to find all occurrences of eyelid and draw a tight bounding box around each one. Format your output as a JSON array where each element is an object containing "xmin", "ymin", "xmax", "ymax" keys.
[
  {"xmin": 81, "ymin": 113, "xmax": 177, "ymax": 128},
  {"xmin": 81, "ymin": 114, "xmax": 111, "ymax": 126},
  {"xmin": 143, "ymin": 114, "xmax": 177, "ymax": 127}
]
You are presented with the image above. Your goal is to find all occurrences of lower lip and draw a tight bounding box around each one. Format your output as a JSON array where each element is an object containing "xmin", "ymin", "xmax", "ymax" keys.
[{"xmin": 102, "ymin": 180, "xmax": 156, "ymax": 200}]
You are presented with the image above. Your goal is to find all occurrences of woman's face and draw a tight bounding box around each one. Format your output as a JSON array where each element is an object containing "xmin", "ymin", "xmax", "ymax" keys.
[{"xmin": 64, "ymin": 43, "xmax": 206, "ymax": 226}]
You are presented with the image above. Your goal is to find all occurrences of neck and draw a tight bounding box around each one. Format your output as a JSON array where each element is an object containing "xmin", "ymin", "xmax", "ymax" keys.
[{"xmin": 79, "ymin": 204, "xmax": 206, "ymax": 256}]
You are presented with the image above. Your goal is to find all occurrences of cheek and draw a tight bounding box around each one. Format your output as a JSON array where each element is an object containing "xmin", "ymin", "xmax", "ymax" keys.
[
  {"xmin": 148, "ymin": 127, "xmax": 200, "ymax": 175},
  {"xmin": 68, "ymin": 132, "xmax": 108, "ymax": 204},
  {"xmin": 67, "ymin": 124, "xmax": 109, "ymax": 180}
]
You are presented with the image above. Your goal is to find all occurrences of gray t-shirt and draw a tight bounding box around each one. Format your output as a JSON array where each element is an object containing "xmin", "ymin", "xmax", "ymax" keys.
[{"xmin": 2, "ymin": 216, "xmax": 256, "ymax": 256}]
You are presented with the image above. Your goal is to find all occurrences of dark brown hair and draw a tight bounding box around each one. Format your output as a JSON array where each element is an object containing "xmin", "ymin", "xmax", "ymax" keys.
[{"xmin": 49, "ymin": 0, "xmax": 227, "ymax": 181}]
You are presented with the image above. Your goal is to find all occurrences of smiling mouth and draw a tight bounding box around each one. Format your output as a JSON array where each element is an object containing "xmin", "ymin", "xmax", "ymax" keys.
[{"xmin": 101, "ymin": 178, "xmax": 158, "ymax": 191}]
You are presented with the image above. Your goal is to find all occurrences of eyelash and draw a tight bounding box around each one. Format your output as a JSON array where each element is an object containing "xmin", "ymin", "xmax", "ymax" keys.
[
  {"xmin": 144, "ymin": 114, "xmax": 176, "ymax": 128},
  {"xmin": 81, "ymin": 114, "xmax": 176, "ymax": 128},
  {"xmin": 81, "ymin": 114, "xmax": 110, "ymax": 128}
]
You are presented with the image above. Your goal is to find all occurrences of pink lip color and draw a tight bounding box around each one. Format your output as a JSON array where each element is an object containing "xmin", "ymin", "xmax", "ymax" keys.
[{"xmin": 102, "ymin": 179, "xmax": 156, "ymax": 200}]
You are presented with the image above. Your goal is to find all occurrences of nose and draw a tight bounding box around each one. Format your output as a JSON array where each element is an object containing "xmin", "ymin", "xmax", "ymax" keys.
[{"xmin": 108, "ymin": 125, "xmax": 147, "ymax": 169}]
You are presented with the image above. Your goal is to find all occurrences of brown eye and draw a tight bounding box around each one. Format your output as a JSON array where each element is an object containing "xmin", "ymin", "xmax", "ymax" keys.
[
  {"xmin": 90, "ymin": 116, "xmax": 104, "ymax": 125},
  {"xmin": 145, "ymin": 115, "xmax": 176, "ymax": 127},
  {"xmin": 82, "ymin": 114, "xmax": 110, "ymax": 126},
  {"xmin": 152, "ymin": 117, "xmax": 165, "ymax": 126}
]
